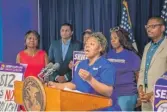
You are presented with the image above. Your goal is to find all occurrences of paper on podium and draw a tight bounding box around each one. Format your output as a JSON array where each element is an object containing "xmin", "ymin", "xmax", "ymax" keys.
[{"xmin": 63, "ymin": 87, "xmax": 84, "ymax": 93}]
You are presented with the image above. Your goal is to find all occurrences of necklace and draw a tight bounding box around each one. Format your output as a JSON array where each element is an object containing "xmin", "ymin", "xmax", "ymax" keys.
[
  {"xmin": 26, "ymin": 49, "xmax": 37, "ymax": 57},
  {"xmin": 31, "ymin": 51, "xmax": 37, "ymax": 57}
]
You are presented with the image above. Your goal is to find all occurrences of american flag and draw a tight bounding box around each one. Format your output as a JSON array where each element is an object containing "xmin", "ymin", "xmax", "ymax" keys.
[
  {"xmin": 120, "ymin": 0, "xmax": 138, "ymax": 51},
  {"xmin": 161, "ymin": 0, "xmax": 167, "ymax": 36}
]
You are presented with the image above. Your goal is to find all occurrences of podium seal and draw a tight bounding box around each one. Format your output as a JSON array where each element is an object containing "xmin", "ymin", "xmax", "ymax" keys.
[{"xmin": 22, "ymin": 76, "xmax": 46, "ymax": 111}]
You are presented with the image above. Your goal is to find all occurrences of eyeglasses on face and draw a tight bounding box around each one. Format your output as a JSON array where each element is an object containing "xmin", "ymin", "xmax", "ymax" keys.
[{"xmin": 145, "ymin": 24, "xmax": 163, "ymax": 29}]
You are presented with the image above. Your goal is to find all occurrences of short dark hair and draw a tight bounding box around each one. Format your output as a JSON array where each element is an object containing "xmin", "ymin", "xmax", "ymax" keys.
[
  {"xmin": 148, "ymin": 16, "xmax": 165, "ymax": 26},
  {"xmin": 61, "ymin": 23, "xmax": 73, "ymax": 31},
  {"xmin": 82, "ymin": 31, "xmax": 92, "ymax": 40},
  {"xmin": 82, "ymin": 31, "xmax": 92, "ymax": 37},
  {"xmin": 24, "ymin": 30, "xmax": 40, "ymax": 49}
]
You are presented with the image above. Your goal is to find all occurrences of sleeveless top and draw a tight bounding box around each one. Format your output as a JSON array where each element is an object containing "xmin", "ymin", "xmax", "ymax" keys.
[{"xmin": 19, "ymin": 50, "xmax": 46, "ymax": 78}]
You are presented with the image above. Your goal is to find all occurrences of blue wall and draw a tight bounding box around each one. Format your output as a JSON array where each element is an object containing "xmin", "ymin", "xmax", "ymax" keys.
[
  {"xmin": 0, "ymin": 0, "xmax": 38, "ymax": 63},
  {"xmin": 0, "ymin": 0, "xmax": 2, "ymax": 61}
]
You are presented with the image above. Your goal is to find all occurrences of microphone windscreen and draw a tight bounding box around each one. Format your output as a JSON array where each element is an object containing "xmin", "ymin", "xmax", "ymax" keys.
[
  {"xmin": 52, "ymin": 63, "xmax": 60, "ymax": 70},
  {"xmin": 46, "ymin": 62, "xmax": 54, "ymax": 69}
]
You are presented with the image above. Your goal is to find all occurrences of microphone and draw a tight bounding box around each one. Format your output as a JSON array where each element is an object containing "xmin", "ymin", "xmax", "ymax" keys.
[
  {"xmin": 43, "ymin": 63, "xmax": 60, "ymax": 82},
  {"xmin": 38, "ymin": 62, "xmax": 53, "ymax": 82}
]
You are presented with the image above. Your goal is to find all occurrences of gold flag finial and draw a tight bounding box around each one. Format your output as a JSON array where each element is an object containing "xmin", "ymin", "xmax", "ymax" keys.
[{"xmin": 122, "ymin": 0, "xmax": 132, "ymax": 26}]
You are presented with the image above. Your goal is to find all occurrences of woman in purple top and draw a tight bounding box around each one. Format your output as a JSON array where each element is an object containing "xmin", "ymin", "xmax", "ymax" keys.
[{"xmin": 106, "ymin": 27, "xmax": 141, "ymax": 111}]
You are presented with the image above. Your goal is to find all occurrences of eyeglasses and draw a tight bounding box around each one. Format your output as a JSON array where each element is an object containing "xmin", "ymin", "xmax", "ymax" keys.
[
  {"xmin": 145, "ymin": 24, "xmax": 162, "ymax": 29},
  {"xmin": 110, "ymin": 26, "xmax": 120, "ymax": 32}
]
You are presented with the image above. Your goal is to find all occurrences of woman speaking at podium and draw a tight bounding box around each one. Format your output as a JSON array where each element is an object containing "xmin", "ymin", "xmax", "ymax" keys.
[{"xmin": 48, "ymin": 32, "xmax": 121, "ymax": 111}]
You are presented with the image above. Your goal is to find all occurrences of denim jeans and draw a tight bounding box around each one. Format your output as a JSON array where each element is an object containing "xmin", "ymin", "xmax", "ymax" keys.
[{"xmin": 118, "ymin": 94, "xmax": 138, "ymax": 111}]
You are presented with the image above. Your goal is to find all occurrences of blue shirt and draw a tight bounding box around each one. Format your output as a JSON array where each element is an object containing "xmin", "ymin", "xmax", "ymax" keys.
[
  {"xmin": 62, "ymin": 39, "xmax": 71, "ymax": 61},
  {"xmin": 106, "ymin": 49, "xmax": 141, "ymax": 96},
  {"xmin": 144, "ymin": 37, "xmax": 164, "ymax": 86},
  {"xmin": 72, "ymin": 56, "xmax": 121, "ymax": 111}
]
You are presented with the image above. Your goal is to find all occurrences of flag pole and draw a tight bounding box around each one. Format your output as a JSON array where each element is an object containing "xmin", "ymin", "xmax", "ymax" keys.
[
  {"xmin": 123, "ymin": 0, "xmax": 132, "ymax": 27},
  {"xmin": 122, "ymin": 0, "xmax": 138, "ymax": 51}
]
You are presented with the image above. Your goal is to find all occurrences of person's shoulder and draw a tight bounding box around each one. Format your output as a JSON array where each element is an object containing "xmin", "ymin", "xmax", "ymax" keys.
[
  {"xmin": 18, "ymin": 50, "xmax": 24, "ymax": 53},
  {"xmin": 125, "ymin": 49, "xmax": 136, "ymax": 56},
  {"xmin": 71, "ymin": 40, "xmax": 82, "ymax": 49},
  {"xmin": 18, "ymin": 50, "xmax": 25, "ymax": 55},
  {"xmin": 159, "ymin": 38, "xmax": 167, "ymax": 53},
  {"xmin": 100, "ymin": 57, "xmax": 115, "ymax": 68},
  {"xmin": 76, "ymin": 59, "xmax": 88, "ymax": 68},
  {"xmin": 106, "ymin": 49, "xmax": 115, "ymax": 57},
  {"xmin": 107, "ymin": 49, "xmax": 113, "ymax": 53},
  {"xmin": 71, "ymin": 40, "xmax": 81, "ymax": 44},
  {"xmin": 79, "ymin": 59, "xmax": 88, "ymax": 64},
  {"xmin": 49, "ymin": 40, "xmax": 61, "ymax": 49},
  {"xmin": 126, "ymin": 49, "xmax": 140, "ymax": 60},
  {"xmin": 38, "ymin": 50, "xmax": 47, "ymax": 54},
  {"xmin": 107, "ymin": 49, "xmax": 114, "ymax": 53},
  {"xmin": 163, "ymin": 37, "xmax": 167, "ymax": 41},
  {"xmin": 144, "ymin": 41, "xmax": 152, "ymax": 48},
  {"xmin": 17, "ymin": 50, "xmax": 27, "ymax": 60},
  {"xmin": 16, "ymin": 50, "xmax": 25, "ymax": 63},
  {"xmin": 163, "ymin": 38, "xmax": 167, "ymax": 47},
  {"xmin": 50, "ymin": 40, "xmax": 60, "ymax": 45}
]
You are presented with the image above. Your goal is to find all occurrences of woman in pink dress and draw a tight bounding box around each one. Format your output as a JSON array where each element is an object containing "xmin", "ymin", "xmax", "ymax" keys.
[
  {"xmin": 16, "ymin": 30, "xmax": 48, "ymax": 78},
  {"xmin": 16, "ymin": 30, "xmax": 48, "ymax": 111}
]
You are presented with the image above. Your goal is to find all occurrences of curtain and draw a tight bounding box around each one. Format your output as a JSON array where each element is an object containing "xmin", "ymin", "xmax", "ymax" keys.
[{"xmin": 39, "ymin": 0, "xmax": 165, "ymax": 55}]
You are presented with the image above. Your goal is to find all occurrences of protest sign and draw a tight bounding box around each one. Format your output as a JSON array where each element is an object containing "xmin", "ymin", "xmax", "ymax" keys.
[{"xmin": 0, "ymin": 62, "xmax": 25, "ymax": 111}]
